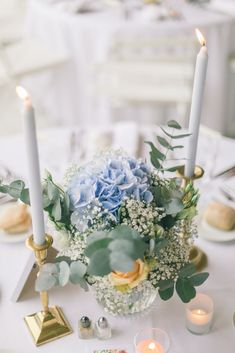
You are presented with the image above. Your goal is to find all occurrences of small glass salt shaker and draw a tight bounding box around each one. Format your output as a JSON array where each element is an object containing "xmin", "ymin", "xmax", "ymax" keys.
[
  {"xmin": 78, "ymin": 316, "xmax": 93, "ymax": 339},
  {"xmin": 94, "ymin": 317, "xmax": 112, "ymax": 340}
]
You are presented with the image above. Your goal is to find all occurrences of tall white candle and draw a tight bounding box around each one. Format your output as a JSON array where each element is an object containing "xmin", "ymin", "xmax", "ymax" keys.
[
  {"xmin": 16, "ymin": 86, "xmax": 45, "ymax": 246},
  {"xmin": 185, "ymin": 29, "xmax": 208, "ymax": 178}
]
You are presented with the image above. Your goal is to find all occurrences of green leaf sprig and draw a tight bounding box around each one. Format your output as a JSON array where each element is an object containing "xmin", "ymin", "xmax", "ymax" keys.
[
  {"xmin": 146, "ymin": 120, "xmax": 191, "ymax": 173},
  {"xmin": 158, "ymin": 263, "xmax": 209, "ymax": 303}
]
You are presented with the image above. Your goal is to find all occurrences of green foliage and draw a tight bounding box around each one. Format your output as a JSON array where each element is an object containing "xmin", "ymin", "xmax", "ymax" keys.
[
  {"xmin": 176, "ymin": 264, "xmax": 209, "ymax": 303},
  {"xmin": 146, "ymin": 120, "xmax": 191, "ymax": 174},
  {"xmin": 158, "ymin": 279, "xmax": 175, "ymax": 300},
  {"xmin": 0, "ymin": 172, "xmax": 73, "ymax": 232},
  {"xmin": 85, "ymin": 225, "xmax": 148, "ymax": 277},
  {"xmin": 0, "ymin": 180, "xmax": 30, "ymax": 204},
  {"xmin": 157, "ymin": 263, "xmax": 209, "ymax": 303},
  {"xmin": 35, "ymin": 260, "xmax": 88, "ymax": 292}
]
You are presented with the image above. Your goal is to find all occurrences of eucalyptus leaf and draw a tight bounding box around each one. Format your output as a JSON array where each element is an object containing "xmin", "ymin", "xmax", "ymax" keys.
[
  {"xmin": 47, "ymin": 181, "xmax": 60, "ymax": 201},
  {"xmin": 8, "ymin": 180, "xmax": 25, "ymax": 198},
  {"xmin": 108, "ymin": 239, "xmax": 135, "ymax": 258},
  {"xmin": 63, "ymin": 193, "xmax": 70, "ymax": 215},
  {"xmin": 157, "ymin": 136, "xmax": 173, "ymax": 150},
  {"xmin": 58, "ymin": 261, "xmax": 70, "ymax": 286},
  {"xmin": 110, "ymin": 251, "xmax": 135, "ymax": 273},
  {"xmin": 189, "ymin": 272, "xmax": 209, "ymax": 287},
  {"xmin": 158, "ymin": 279, "xmax": 175, "ymax": 300},
  {"xmin": 86, "ymin": 230, "xmax": 109, "ymax": 245},
  {"xmin": 70, "ymin": 261, "xmax": 87, "ymax": 289},
  {"xmin": 85, "ymin": 238, "xmax": 112, "ymax": 257},
  {"xmin": 133, "ymin": 239, "xmax": 148, "ymax": 259},
  {"xmin": 176, "ymin": 278, "xmax": 196, "ymax": 303},
  {"xmin": 87, "ymin": 248, "xmax": 111, "ymax": 276},
  {"xmin": 43, "ymin": 194, "xmax": 51, "ymax": 209},
  {"xmin": 167, "ymin": 120, "xmax": 182, "ymax": 129},
  {"xmin": 52, "ymin": 198, "xmax": 62, "ymax": 221},
  {"xmin": 145, "ymin": 141, "xmax": 165, "ymax": 161},
  {"xmin": 35, "ymin": 272, "xmax": 57, "ymax": 292},
  {"xmin": 40, "ymin": 263, "xmax": 59, "ymax": 274},
  {"xmin": 109, "ymin": 225, "xmax": 140, "ymax": 241},
  {"xmin": 159, "ymin": 286, "xmax": 174, "ymax": 301},
  {"xmin": 165, "ymin": 198, "xmax": 184, "ymax": 215},
  {"xmin": 0, "ymin": 184, "xmax": 9, "ymax": 193},
  {"xmin": 179, "ymin": 263, "xmax": 196, "ymax": 278},
  {"xmin": 20, "ymin": 188, "xmax": 30, "ymax": 205},
  {"xmin": 160, "ymin": 127, "xmax": 191, "ymax": 139},
  {"xmin": 172, "ymin": 145, "xmax": 184, "ymax": 149},
  {"xmin": 163, "ymin": 165, "xmax": 184, "ymax": 173}
]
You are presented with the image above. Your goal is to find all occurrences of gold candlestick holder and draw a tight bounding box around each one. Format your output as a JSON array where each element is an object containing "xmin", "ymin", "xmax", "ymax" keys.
[
  {"xmin": 177, "ymin": 165, "xmax": 207, "ymax": 272},
  {"xmin": 24, "ymin": 234, "xmax": 72, "ymax": 346}
]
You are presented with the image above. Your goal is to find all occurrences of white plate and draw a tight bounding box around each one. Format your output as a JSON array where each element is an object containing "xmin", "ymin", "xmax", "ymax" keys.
[
  {"xmin": 198, "ymin": 211, "xmax": 235, "ymax": 242},
  {"xmin": 0, "ymin": 202, "xmax": 32, "ymax": 244}
]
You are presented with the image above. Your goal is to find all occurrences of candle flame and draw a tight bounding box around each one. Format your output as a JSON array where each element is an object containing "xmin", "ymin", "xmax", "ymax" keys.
[
  {"xmin": 16, "ymin": 86, "xmax": 29, "ymax": 101},
  {"xmin": 196, "ymin": 309, "xmax": 205, "ymax": 315},
  {"xmin": 195, "ymin": 28, "xmax": 206, "ymax": 46},
  {"xmin": 148, "ymin": 343, "xmax": 156, "ymax": 350}
]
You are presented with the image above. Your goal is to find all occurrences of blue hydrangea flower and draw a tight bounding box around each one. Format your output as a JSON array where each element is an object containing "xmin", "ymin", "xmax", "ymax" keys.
[{"xmin": 67, "ymin": 154, "xmax": 153, "ymax": 230}]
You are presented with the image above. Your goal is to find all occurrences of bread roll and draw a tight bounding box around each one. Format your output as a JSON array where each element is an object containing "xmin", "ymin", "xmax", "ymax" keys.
[
  {"xmin": 204, "ymin": 201, "xmax": 235, "ymax": 231},
  {"xmin": 0, "ymin": 203, "xmax": 31, "ymax": 233},
  {"xmin": 6, "ymin": 215, "xmax": 31, "ymax": 234}
]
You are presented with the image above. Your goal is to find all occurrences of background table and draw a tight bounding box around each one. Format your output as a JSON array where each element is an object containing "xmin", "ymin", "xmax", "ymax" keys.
[
  {"xmin": 25, "ymin": 0, "xmax": 234, "ymax": 134},
  {"xmin": 0, "ymin": 124, "xmax": 235, "ymax": 352}
]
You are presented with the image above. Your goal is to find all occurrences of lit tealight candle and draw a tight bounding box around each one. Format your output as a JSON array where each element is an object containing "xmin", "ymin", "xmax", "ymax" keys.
[
  {"xmin": 136, "ymin": 339, "xmax": 164, "ymax": 353},
  {"xmin": 186, "ymin": 293, "xmax": 214, "ymax": 335}
]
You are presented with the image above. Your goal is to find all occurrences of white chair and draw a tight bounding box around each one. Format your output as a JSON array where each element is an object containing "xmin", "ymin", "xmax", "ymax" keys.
[
  {"xmin": 0, "ymin": 39, "xmax": 68, "ymax": 81},
  {"xmin": 92, "ymin": 35, "xmax": 197, "ymax": 127}
]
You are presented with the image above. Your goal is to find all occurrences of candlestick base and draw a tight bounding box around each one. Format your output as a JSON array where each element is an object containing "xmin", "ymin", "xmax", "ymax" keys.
[
  {"xmin": 177, "ymin": 165, "xmax": 204, "ymax": 188},
  {"xmin": 189, "ymin": 245, "xmax": 207, "ymax": 272},
  {"xmin": 24, "ymin": 305, "xmax": 72, "ymax": 346},
  {"xmin": 177, "ymin": 165, "xmax": 207, "ymax": 272},
  {"xmin": 24, "ymin": 235, "xmax": 73, "ymax": 346}
]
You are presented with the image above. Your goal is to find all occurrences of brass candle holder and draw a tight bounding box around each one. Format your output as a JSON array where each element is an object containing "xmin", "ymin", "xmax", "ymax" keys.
[
  {"xmin": 177, "ymin": 165, "xmax": 208, "ymax": 272},
  {"xmin": 24, "ymin": 234, "xmax": 72, "ymax": 346}
]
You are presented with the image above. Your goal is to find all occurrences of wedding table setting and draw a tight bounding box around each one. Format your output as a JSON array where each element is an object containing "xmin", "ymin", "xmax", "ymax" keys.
[
  {"xmin": 1, "ymin": 4, "xmax": 235, "ymax": 353},
  {"xmin": 1, "ymin": 121, "xmax": 235, "ymax": 353}
]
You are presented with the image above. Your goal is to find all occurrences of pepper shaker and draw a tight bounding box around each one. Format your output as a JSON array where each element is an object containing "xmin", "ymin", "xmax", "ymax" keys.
[{"xmin": 78, "ymin": 316, "xmax": 93, "ymax": 339}]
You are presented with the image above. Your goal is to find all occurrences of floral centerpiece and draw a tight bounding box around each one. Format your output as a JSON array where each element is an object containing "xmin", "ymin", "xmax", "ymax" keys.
[{"xmin": 0, "ymin": 121, "xmax": 208, "ymax": 315}]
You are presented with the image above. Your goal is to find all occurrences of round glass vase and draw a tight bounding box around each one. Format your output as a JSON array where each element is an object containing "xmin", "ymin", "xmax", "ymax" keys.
[{"xmin": 93, "ymin": 278, "xmax": 157, "ymax": 316}]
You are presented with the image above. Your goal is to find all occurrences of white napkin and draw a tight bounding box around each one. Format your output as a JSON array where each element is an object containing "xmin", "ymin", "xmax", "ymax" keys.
[{"xmin": 222, "ymin": 177, "xmax": 235, "ymax": 198}]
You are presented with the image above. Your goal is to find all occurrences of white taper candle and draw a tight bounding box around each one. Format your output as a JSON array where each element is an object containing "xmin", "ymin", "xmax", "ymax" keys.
[
  {"xmin": 16, "ymin": 86, "xmax": 45, "ymax": 246},
  {"xmin": 185, "ymin": 29, "xmax": 208, "ymax": 178}
]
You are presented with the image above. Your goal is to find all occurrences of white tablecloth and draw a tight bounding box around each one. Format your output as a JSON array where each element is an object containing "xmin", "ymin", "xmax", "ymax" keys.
[
  {"xmin": 25, "ymin": 0, "xmax": 234, "ymax": 134},
  {"xmin": 0, "ymin": 125, "xmax": 235, "ymax": 352}
]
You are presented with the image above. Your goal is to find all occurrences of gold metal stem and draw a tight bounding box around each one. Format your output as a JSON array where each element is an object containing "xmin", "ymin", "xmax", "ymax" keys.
[
  {"xmin": 177, "ymin": 165, "xmax": 207, "ymax": 272},
  {"xmin": 40, "ymin": 291, "xmax": 49, "ymax": 314},
  {"xmin": 24, "ymin": 234, "xmax": 72, "ymax": 346}
]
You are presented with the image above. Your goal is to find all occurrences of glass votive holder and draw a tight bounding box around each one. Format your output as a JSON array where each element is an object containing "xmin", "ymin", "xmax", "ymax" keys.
[
  {"xmin": 185, "ymin": 293, "xmax": 214, "ymax": 335},
  {"xmin": 134, "ymin": 328, "xmax": 170, "ymax": 353}
]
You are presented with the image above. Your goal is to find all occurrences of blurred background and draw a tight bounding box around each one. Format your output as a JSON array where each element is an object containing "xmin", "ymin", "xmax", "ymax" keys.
[{"xmin": 1, "ymin": 0, "xmax": 235, "ymax": 137}]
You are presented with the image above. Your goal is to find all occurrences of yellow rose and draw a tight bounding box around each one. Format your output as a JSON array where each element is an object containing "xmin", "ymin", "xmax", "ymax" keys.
[{"xmin": 109, "ymin": 259, "xmax": 149, "ymax": 290}]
